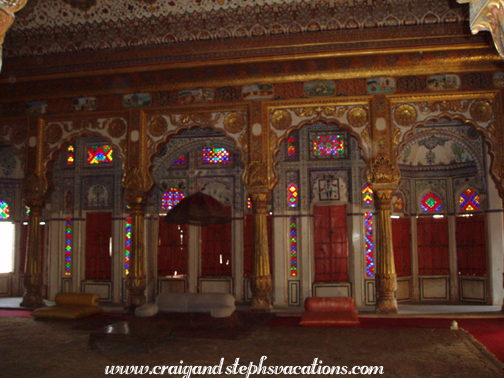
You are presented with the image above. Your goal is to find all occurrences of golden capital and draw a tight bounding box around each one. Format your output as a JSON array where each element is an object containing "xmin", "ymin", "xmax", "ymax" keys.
[{"xmin": 366, "ymin": 157, "xmax": 400, "ymax": 185}]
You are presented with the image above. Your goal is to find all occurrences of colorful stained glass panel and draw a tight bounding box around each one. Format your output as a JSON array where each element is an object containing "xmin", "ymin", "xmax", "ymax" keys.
[
  {"xmin": 173, "ymin": 155, "xmax": 185, "ymax": 165},
  {"xmin": 288, "ymin": 136, "xmax": 296, "ymax": 158},
  {"xmin": 362, "ymin": 183, "xmax": 374, "ymax": 206},
  {"xmin": 288, "ymin": 183, "xmax": 298, "ymax": 208},
  {"xmin": 87, "ymin": 145, "xmax": 113, "ymax": 164},
  {"xmin": 365, "ymin": 211, "xmax": 374, "ymax": 277},
  {"xmin": 394, "ymin": 196, "xmax": 404, "ymax": 212},
  {"xmin": 202, "ymin": 147, "xmax": 230, "ymax": 164},
  {"xmin": 421, "ymin": 192, "xmax": 442, "ymax": 212},
  {"xmin": 125, "ymin": 217, "xmax": 131, "ymax": 275},
  {"xmin": 0, "ymin": 201, "xmax": 9, "ymax": 219},
  {"xmin": 67, "ymin": 145, "xmax": 74, "ymax": 166},
  {"xmin": 312, "ymin": 133, "xmax": 346, "ymax": 158},
  {"xmin": 460, "ymin": 189, "xmax": 480, "ymax": 211},
  {"xmin": 290, "ymin": 216, "xmax": 298, "ymax": 277},
  {"xmin": 161, "ymin": 189, "xmax": 185, "ymax": 211},
  {"xmin": 247, "ymin": 196, "xmax": 252, "ymax": 210},
  {"xmin": 65, "ymin": 217, "xmax": 72, "ymax": 275}
]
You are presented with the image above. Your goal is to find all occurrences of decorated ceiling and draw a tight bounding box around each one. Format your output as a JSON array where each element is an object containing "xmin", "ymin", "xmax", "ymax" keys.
[{"xmin": 4, "ymin": 0, "xmax": 469, "ymax": 57}]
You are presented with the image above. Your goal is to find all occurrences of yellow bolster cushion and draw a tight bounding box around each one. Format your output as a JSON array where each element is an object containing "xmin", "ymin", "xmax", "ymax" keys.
[
  {"xmin": 32, "ymin": 305, "xmax": 104, "ymax": 320},
  {"xmin": 54, "ymin": 293, "xmax": 100, "ymax": 307}
]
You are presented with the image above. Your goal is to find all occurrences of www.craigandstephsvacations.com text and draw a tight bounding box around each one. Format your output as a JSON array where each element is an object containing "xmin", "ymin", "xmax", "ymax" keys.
[{"xmin": 104, "ymin": 356, "xmax": 384, "ymax": 376}]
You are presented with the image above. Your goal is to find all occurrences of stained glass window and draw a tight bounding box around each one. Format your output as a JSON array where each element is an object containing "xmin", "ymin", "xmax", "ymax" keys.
[
  {"xmin": 460, "ymin": 189, "xmax": 480, "ymax": 211},
  {"xmin": 87, "ymin": 145, "xmax": 113, "ymax": 164},
  {"xmin": 247, "ymin": 196, "xmax": 252, "ymax": 210},
  {"xmin": 0, "ymin": 201, "xmax": 9, "ymax": 219},
  {"xmin": 362, "ymin": 183, "xmax": 374, "ymax": 206},
  {"xmin": 290, "ymin": 216, "xmax": 298, "ymax": 277},
  {"xmin": 125, "ymin": 217, "xmax": 131, "ymax": 275},
  {"xmin": 288, "ymin": 183, "xmax": 298, "ymax": 208},
  {"xmin": 65, "ymin": 218, "xmax": 72, "ymax": 275},
  {"xmin": 67, "ymin": 145, "xmax": 74, "ymax": 166},
  {"xmin": 173, "ymin": 155, "xmax": 185, "ymax": 165},
  {"xmin": 26, "ymin": 206, "xmax": 30, "ymax": 218},
  {"xmin": 202, "ymin": 147, "xmax": 230, "ymax": 164},
  {"xmin": 365, "ymin": 211, "xmax": 374, "ymax": 277},
  {"xmin": 394, "ymin": 196, "xmax": 404, "ymax": 212},
  {"xmin": 421, "ymin": 192, "xmax": 442, "ymax": 212},
  {"xmin": 312, "ymin": 133, "xmax": 347, "ymax": 158},
  {"xmin": 161, "ymin": 189, "xmax": 185, "ymax": 211}
]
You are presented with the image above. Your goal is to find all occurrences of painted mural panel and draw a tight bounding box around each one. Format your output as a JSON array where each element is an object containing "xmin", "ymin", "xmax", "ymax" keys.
[
  {"xmin": 427, "ymin": 74, "xmax": 460, "ymax": 91},
  {"xmin": 242, "ymin": 85, "xmax": 274, "ymax": 100},
  {"xmin": 304, "ymin": 81, "xmax": 336, "ymax": 97},
  {"xmin": 366, "ymin": 77, "xmax": 396, "ymax": 94}
]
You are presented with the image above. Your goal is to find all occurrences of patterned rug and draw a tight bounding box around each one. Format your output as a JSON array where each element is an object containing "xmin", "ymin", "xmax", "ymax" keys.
[{"xmin": 1, "ymin": 317, "xmax": 503, "ymax": 378}]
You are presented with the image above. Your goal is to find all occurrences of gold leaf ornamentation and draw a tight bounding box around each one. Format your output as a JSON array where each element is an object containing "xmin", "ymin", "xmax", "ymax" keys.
[
  {"xmin": 347, "ymin": 106, "xmax": 368, "ymax": 128},
  {"xmin": 107, "ymin": 118, "xmax": 127, "ymax": 138},
  {"xmin": 271, "ymin": 110, "xmax": 292, "ymax": 130},
  {"xmin": 147, "ymin": 116, "xmax": 167, "ymax": 137},
  {"xmin": 394, "ymin": 104, "xmax": 417, "ymax": 127},
  {"xmin": 22, "ymin": 170, "xmax": 47, "ymax": 199},
  {"xmin": 418, "ymin": 100, "xmax": 469, "ymax": 114},
  {"xmin": 470, "ymin": 100, "xmax": 493, "ymax": 123},
  {"xmin": 224, "ymin": 112, "xmax": 245, "ymax": 134},
  {"xmin": 10, "ymin": 126, "xmax": 27, "ymax": 145},
  {"xmin": 123, "ymin": 167, "xmax": 144, "ymax": 191},
  {"xmin": 292, "ymin": 106, "xmax": 347, "ymax": 118},
  {"xmin": 368, "ymin": 156, "xmax": 399, "ymax": 184},
  {"xmin": 45, "ymin": 124, "xmax": 63, "ymax": 144},
  {"xmin": 245, "ymin": 160, "xmax": 269, "ymax": 187},
  {"xmin": 170, "ymin": 112, "xmax": 223, "ymax": 126}
]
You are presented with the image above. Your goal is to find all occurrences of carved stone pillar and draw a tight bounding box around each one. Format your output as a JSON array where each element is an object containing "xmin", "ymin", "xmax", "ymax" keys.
[
  {"xmin": 373, "ymin": 186, "xmax": 398, "ymax": 314},
  {"xmin": 249, "ymin": 191, "xmax": 272, "ymax": 311},
  {"xmin": 20, "ymin": 201, "xmax": 46, "ymax": 308},
  {"xmin": 125, "ymin": 196, "xmax": 147, "ymax": 313}
]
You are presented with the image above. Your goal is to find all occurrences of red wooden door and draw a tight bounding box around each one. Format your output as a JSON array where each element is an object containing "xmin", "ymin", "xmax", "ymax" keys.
[
  {"xmin": 456, "ymin": 215, "xmax": 486, "ymax": 276},
  {"xmin": 314, "ymin": 205, "xmax": 348, "ymax": 282},
  {"xmin": 417, "ymin": 217, "xmax": 449, "ymax": 276},
  {"xmin": 392, "ymin": 217, "xmax": 412, "ymax": 277},
  {"xmin": 201, "ymin": 207, "xmax": 232, "ymax": 277},
  {"xmin": 243, "ymin": 214, "xmax": 273, "ymax": 277},
  {"xmin": 158, "ymin": 217, "xmax": 188, "ymax": 276},
  {"xmin": 85, "ymin": 212, "xmax": 112, "ymax": 280}
]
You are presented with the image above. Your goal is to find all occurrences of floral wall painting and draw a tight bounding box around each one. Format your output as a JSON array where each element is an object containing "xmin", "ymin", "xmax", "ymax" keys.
[
  {"xmin": 179, "ymin": 88, "xmax": 213, "ymax": 104},
  {"xmin": 123, "ymin": 93, "xmax": 152, "ymax": 108},
  {"xmin": 366, "ymin": 77, "xmax": 396, "ymax": 94},
  {"xmin": 242, "ymin": 84, "xmax": 274, "ymax": 100},
  {"xmin": 26, "ymin": 101, "xmax": 48, "ymax": 115},
  {"xmin": 317, "ymin": 176, "xmax": 340, "ymax": 201},
  {"xmin": 304, "ymin": 81, "xmax": 336, "ymax": 97},
  {"xmin": 427, "ymin": 74, "xmax": 461, "ymax": 91},
  {"xmin": 73, "ymin": 97, "xmax": 97, "ymax": 111}
]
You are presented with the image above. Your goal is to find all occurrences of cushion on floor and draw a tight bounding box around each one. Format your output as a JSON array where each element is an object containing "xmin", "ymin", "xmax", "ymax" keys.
[{"xmin": 135, "ymin": 303, "xmax": 159, "ymax": 317}]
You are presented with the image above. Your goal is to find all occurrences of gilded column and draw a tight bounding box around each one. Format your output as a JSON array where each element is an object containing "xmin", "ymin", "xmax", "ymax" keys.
[
  {"xmin": 249, "ymin": 191, "xmax": 272, "ymax": 311},
  {"xmin": 373, "ymin": 185, "xmax": 398, "ymax": 314},
  {"xmin": 124, "ymin": 168, "xmax": 148, "ymax": 312},
  {"xmin": 20, "ymin": 170, "xmax": 48, "ymax": 308}
]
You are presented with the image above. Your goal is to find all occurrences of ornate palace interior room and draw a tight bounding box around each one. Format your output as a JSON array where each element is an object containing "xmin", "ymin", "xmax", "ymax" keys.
[{"xmin": 2, "ymin": 1, "xmax": 504, "ymax": 368}]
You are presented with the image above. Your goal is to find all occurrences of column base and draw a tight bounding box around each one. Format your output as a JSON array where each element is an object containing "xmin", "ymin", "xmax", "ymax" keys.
[
  {"xmin": 375, "ymin": 298, "xmax": 398, "ymax": 314},
  {"xmin": 126, "ymin": 276, "xmax": 146, "ymax": 314},
  {"xmin": 250, "ymin": 296, "xmax": 272, "ymax": 312},
  {"xmin": 20, "ymin": 290, "xmax": 46, "ymax": 309}
]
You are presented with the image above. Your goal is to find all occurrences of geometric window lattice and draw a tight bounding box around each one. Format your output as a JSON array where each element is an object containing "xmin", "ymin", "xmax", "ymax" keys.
[
  {"xmin": 65, "ymin": 217, "xmax": 72, "ymax": 276},
  {"xmin": 459, "ymin": 189, "xmax": 480, "ymax": 211},
  {"xmin": 67, "ymin": 145, "xmax": 74, "ymax": 166},
  {"xmin": 421, "ymin": 192, "xmax": 442, "ymax": 212},
  {"xmin": 87, "ymin": 145, "xmax": 113, "ymax": 164},
  {"xmin": 173, "ymin": 155, "xmax": 185, "ymax": 165},
  {"xmin": 288, "ymin": 136, "xmax": 296, "ymax": 158},
  {"xmin": 125, "ymin": 217, "xmax": 131, "ymax": 275},
  {"xmin": 362, "ymin": 183, "xmax": 374, "ymax": 206},
  {"xmin": 394, "ymin": 196, "xmax": 404, "ymax": 212},
  {"xmin": 247, "ymin": 196, "xmax": 252, "ymax": 210},
  {"xmin": 290, "ymin": 216, "xmax": 298, "ymax": 277},
  {"xmin": 288, "ymin": 183, "xmax": 298, "ymax": 208},
  {"xmin": 161, "ymin": 189, "xmax": 185, "ymax": 211},
  {"xmin": 202, "ymin": 147, "xmax": 230, "ymax": 164},
  {"xmin": 364, "ymin": 211, "xmax": 374, "ymax": 277},
  {"xmin": 0, "ymin": 201, "xmax": 9, "ymax": 219},
  {"xmin": 311, "ymin": 132, "xmax": 348, "ymax": 158}
]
